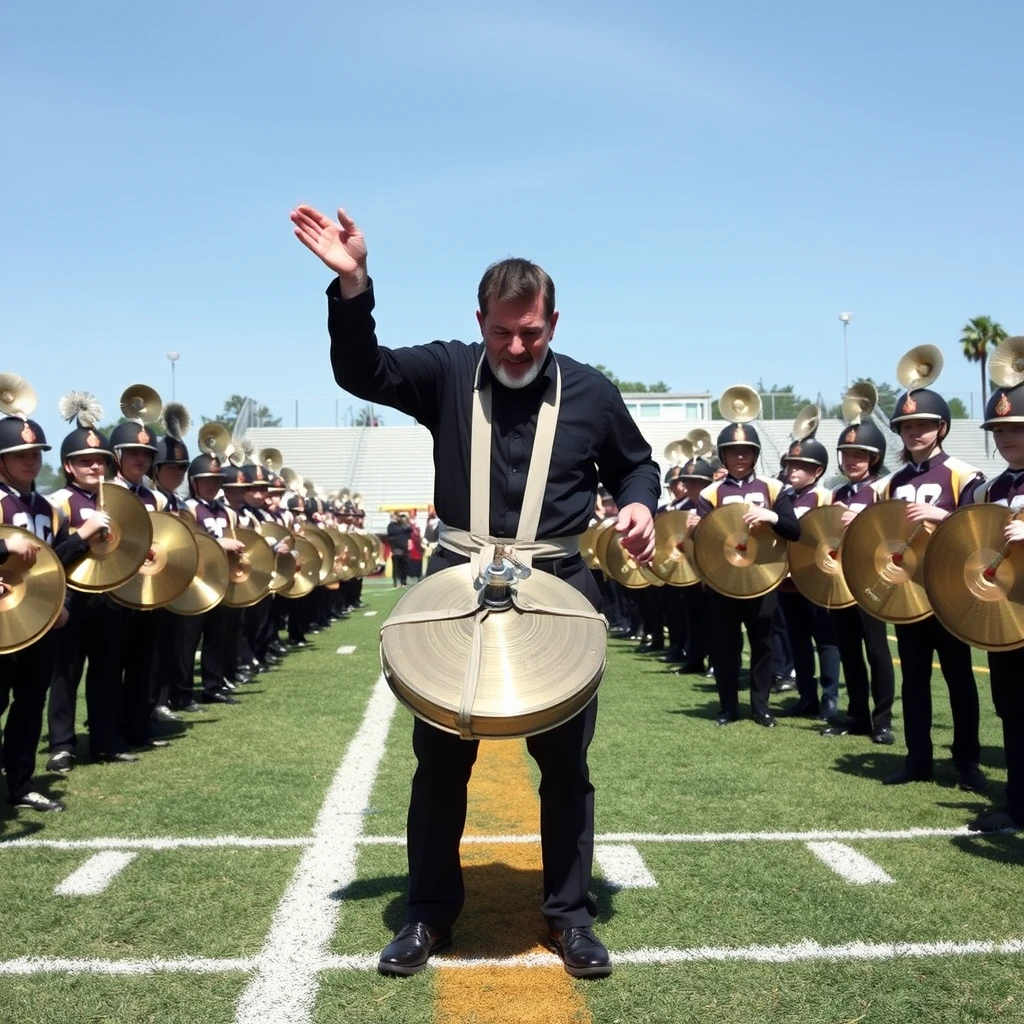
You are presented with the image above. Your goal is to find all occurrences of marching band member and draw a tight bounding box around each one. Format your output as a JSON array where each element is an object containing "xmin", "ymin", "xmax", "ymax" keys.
[{"xmin": 673, "ymin": 458, "xmax": 715, "ymax": 676}]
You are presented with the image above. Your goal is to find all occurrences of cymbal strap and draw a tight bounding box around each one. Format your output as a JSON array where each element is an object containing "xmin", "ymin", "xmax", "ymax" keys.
[{"xmin": 457, "ymin": 609, "xmax": 490, "ymax": 738}]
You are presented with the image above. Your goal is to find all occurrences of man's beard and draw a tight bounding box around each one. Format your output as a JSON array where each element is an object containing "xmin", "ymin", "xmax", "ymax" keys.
[{"xmin": 487, "ymin": 353, "xmax": 542, "ymax": 390}]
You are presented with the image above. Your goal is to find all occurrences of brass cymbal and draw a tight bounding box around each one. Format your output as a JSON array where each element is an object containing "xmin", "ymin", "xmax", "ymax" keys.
[
  {"xmin": 839, "ymin": 499, "xmax": 934, "ymax": 623},
  {"xmin": 0, "ymin": 525, "xmax": 66, "ymax": 653},
  {"xmin": 381, "ymin": 560, "xmax": 606, "ymax": 739},
  {"xmin": 593, "ymin": 518, "xmax": 620, "ymax": 575},
  {"xmin": 277, "ymin": 535, "xmax": 321, "ymax": 598},
  {"xmin": 579, "ymin": 522, "xmax": 601, "ymax": 569},
  {"xmin": 167, "ymin": 532, "xmax": 230, "ymax": 615},
  {"xmin": 67, "ymin": 484, "xmax": 153, "ymax": 593},
  {"xmin": 110, "ymin": 512, "xmax": 200, "ymax": 610},
  {"xmin": 604, "ymin": 533, "xmax": 660, "ymax": 588},
  {"xmin": 256, "ymin": 521, "xmax": 297, "ymax": 593},
  {"xmin": 692, "ymin": 503, "xmax": 788, "ymax": 599},
  {"xmin": 301, "ymin": 524, "xmax": 337, "ymax": 584},
  {"xmin": 223, "ymin": 527, "xmax": 275, "ymax": 608},
  {"xmin": 331, "ymin": 531, "xmax": 366, "ymax": 581},
  {"xmin": 788, "ymin": 505, "xmax": 856, "ymax": 609},
  {"xmin": 923, "ymin": 505, "xmax": 1024, "ymax": 651},
  {"xmin": 650, "ymin": 510, "xmax": 700, "ymax": 587}
]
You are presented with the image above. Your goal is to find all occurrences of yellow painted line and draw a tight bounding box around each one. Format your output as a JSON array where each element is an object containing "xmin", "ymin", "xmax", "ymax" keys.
[
  {"xmin": 434, "ymin": 740, "xmax": 590, "ymax": 1023},
  {"xmin": 886, "ymin": 634, "xmax": 990, "ymax": 673}
]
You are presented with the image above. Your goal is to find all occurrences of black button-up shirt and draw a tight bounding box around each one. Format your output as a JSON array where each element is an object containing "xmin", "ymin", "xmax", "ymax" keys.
[{"xmin": 327, "ymin": 280, "xmax": 660, "ymax": 539}]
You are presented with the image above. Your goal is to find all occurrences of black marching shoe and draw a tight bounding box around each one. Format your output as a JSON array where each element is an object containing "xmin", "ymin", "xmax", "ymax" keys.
[
  {"xmin": 200, "ymin": 691, "xmax": 240, "ymax": 705},
  {"xmin": 176, "ymin": 701, "xmax": 206, "ymax": 714},
  {"xmin": 46, "ymin": 751, "xmax": 74, "ymax": 773},
  {"xmin": 546, "ymin": 926, "xmax": 612, "ymax": 978},
  {"xmin": 377, "ymin": 922, "xmax": 452, "ymax": 976},
  {"xmin": 968, "ymin": 809, "xmax": 1021, "ymax": 833},
  {"xmin": 13, "ymin": 791, "xmax": 66, "ymax": 812},
  {"xmin": 96, "ymin": 752, "xmax": 140, "ymax": 764},
  {"xmin": 883, "ymin": 765, "xmax": 932, "ymax": 786},
  {"xmin": 872, "ymin": 727, "xmax": 895, "ymax": 746},
  {"xmin": 752, "ymin": 710, "xmax": 777, "ymax": 728},
  {"xmin": 676, "ymin": 661, "xmax": 706, "ymax": 675},
  {"xmin": 776, "ymin": 700, "xmax": 820, "ymax": 719},
  {"xmin": 715, "ymin": 711, "xmax": 739, "ymax": 727},
  {"xmin": 659, "ymin": 645, "xmax": 684, "ymax": 663},
  {"xmin": 957, "ymin": 763, "xmax": 988, "ymax": 793},
  {"xmin": 771, "ymin": 673, "xmax": 797, "ymax": 694}
]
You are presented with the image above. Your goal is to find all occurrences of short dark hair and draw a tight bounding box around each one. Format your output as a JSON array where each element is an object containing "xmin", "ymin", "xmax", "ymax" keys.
[{"xmin": 477, "ymin": 258, "xmax": 555, "ymax": 321}]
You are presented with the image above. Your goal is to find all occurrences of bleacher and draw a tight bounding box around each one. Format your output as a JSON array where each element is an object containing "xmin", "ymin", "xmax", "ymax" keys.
[{"xmin": 247, "ymin": 414, "xmax": 1005, "ymax": 531}]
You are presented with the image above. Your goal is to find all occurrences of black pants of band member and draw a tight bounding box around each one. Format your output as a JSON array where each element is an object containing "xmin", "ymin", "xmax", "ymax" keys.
[
  {"xmin": 403, "ymin": 544, "xmax": 601, "ymax": 932},
  {"xmin": 708, "ymin": 589, "xmax": 776, "ymax": 717},
  {"xmin": 779, "ymin": 590, "xmax": 841, "ymax": 707},
  {"xmin": 989, "ymin": 647, "xmax": 1024, "ymax": 822},
  {"xmin": 830, "ymin": 604, "xmax": 895, "ymax": 733},
  {"xmin": 391, "ymin": 552, "xmax": 408, "ymax": 586},
  {"xmin": 894, "ymin": 617, "xmax": 980, "ymax": 772},
  {"xmin": 0, "ymin": 633, "xmax": 55, "ymax": 801}
]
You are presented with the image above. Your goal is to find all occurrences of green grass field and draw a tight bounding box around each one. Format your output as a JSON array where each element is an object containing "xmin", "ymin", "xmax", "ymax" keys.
[{"xmin": 1, "ymin": 583, "xmax": 1021, "ymax": 1024}]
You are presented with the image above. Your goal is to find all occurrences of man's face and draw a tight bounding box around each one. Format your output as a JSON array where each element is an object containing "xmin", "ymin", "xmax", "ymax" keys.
[
  {"xmin": 477, "ymin": 292, "xmax": 558, "ymax": 390},
  {"xmin": 723, "ymin": 446, "xmax": 757, "ymax": 479},
  {"xmin": 118, "ymin": 447, "xmax": 153, "ymax": 485},
  {"xmin": 66, "ymin": 453, "xmax": 108, "ymax": 490},
  {"xmin": 993, "ymin": 423, "xmax": 1024, "ymax": 468},
  {"xmin": 0, "ymin": 449, "xmax": 43, "ymax": 491}
]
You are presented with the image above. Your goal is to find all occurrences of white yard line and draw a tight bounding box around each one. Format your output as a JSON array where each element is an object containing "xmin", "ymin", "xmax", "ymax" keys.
[
  {"xmin": 0, "ymin": 956, "xmax": 255, "ymax": 975},
  {"xmin": 54, "ymin": 852, "xmax": 138, "ymax": 896},
  {"xmin": 363, "ymin": 610, "xmax": 377, "ymax": 616},
  {"xmin": 335, "ymin": 645, "xmax": 356, "ymax": 655},
  {"xmin": 0, "ymin": 836, "xmax": 311, "ymax": 851},
  {"xmin": 805, "ymin": 842, "xmax": 895, "ymax": 884},
  {"xmin": 594, "ymin": 843, "xmax": 658, "ymax": 889},
  {"xmin": 233, "ymin": 673, "xmax": 396, "ymax": 1024}
]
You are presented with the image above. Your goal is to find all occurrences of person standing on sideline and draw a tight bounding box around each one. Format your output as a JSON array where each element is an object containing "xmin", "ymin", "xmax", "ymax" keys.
[{"xmin": 291, "ymin": 203, "xmax": 658, "ymax": 979}]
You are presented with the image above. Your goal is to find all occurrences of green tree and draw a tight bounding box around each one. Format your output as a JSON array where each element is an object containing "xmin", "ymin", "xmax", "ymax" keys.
[
  {"xmin": 948, "ymin": 397, "xmax": 969, "ymax": 419},
  {"xmin": 202, "ymin": 395, "xmax": 281, "ymax": 431},
  {"xmin": 354, "ymin": 404, "xmax": 384, "ymax": 426},
  {"xmin": 36, "ymin": 461, "xmax": 61, "ymax": 495},
  {"xmin": 593, "ymin": 365, "xmax": 670, "ymax": 393},
  {"xmin": 960, "ymin": 315, "xmax": 1007, "ymax": 414}
]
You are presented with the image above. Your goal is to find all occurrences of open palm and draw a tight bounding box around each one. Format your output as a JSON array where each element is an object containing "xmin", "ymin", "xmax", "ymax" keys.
[{"xmin": 290, "ymin": 205, "xmax": 367, "ymax": 276}]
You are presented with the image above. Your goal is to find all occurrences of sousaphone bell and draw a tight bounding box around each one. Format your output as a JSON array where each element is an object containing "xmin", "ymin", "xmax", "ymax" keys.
[{"xmin": 381, "ymin": 548, "xmax": 607, "ymax": 739}]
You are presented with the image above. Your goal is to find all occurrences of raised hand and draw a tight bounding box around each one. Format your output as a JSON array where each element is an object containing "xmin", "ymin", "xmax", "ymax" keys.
[{"xmin": 290, "ymin": 205, "xmax": 368, "ymax": 294}]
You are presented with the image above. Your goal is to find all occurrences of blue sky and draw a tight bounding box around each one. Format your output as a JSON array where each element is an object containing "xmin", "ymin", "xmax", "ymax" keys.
[{"xmin": 3, "ymin": 0, "xmax": 1022, "ymax": 458}]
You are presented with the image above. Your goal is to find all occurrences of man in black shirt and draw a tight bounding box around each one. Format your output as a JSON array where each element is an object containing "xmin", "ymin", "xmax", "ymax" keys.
[{"xmin": 292, "ymin": 203, "xmax": 659, "ymax": 979}]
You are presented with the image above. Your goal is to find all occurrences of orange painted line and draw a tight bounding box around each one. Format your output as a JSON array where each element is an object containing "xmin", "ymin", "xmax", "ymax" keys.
[
  {"xmin": 886, "ymin": 635, "xmax": 990, "ymax": 673},
  {"xmin": 433, "ymin": 740, "xmax": 591, "ymax": 1023}
]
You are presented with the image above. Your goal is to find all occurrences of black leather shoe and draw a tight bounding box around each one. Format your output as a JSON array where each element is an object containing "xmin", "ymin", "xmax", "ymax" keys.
[
  {"xmin": 608, "ymin": 626, "xmax": 631, "ymax": 639},
  {"xmin": 546, "ymin": 926, "xmax": 612, "ymax": 978},
  {"xmin": 658, "ymin": 646, "xmax": 684, "ymax": 662},
  {"xmin": 96, "ymin": 752, "xmax": 140, "ymax": 763},
  {"xmin": 200, "ymin": 692, "xmax": 240, "ymax": 705},
  {"xmin": 883, "ymin": 766, "xmax": 932, "ymax": 786},
  {"xmin": 176, "ymin": 701, "xmax": 206, "ymax": 714},
  {"xmin": 715, "ymin": 711, "xmax": 738, "ymax": 727},
  {"xmin": 872, "ymin": 727, "xmax": 895, "ymax": 746},
  {"xmin": 676, "ymin": 661, "xmax": 706, "ymax": 675},
  {"xmin": 819, "ymin": 698, "xmax": 840, "ymax": 723},
  {"xmin": 957, "ymin": 763, "xmax": 988, "ymax": 793},
  {"xmin": 968, "ymin": 810, "xmax": 1020, "ymax": 832},
  {"xmin": 771, "ymin": 674, "xmax": 797, "ymax": 694},
  {"xmin": 753, "ymin": 710, "xmax": 777, "ymax": 728},
  {"xmin": 777, "ymin": 700, "xmax": 820, "ymax": 719},
  {"xmin": 12, "ymin": 791, "xmax": 66, "ymax": 812},
  {"xmin": 377, "ymin": 922, "xmax": 452, "ymax": 976}
]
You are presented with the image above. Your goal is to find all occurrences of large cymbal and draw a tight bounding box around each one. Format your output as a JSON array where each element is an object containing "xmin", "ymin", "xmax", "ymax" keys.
[
  {"xmin": 301, "ymin": 524, "xmax": 337, "ymax": 584},
  {"xmin": 923, "ymin": 505, "xmax": 1024, "ymax": 651},
  {"xmin": 66, "ymin": 485, "xmax": 153, "ymax": 593},
  {"xmin": 580, "ymin": 519, "xmax": 614, "ymax": 570},
  {"xmin": 788, "ymin": 505, "xmax": 856, "ymax": 609},
  {"xmin": 330, "ymin": 530, "xmax": 366, "ymax": 581},
  {"xmin": 222, "ymin": 527, "xmax": 275, "ymax": 608},
  {"xmin": 381, "ymin": 561, "xmax": 606, "ymax": 738},
  {"xmin": 0, "ymin": 525, "xmax": 66, "ymax": 653},
  {"xmin": 277, "ymin": 535, "xmax": 321, "ymax": 599},
  {"xmin": 692, "ymin": 503, "xmax": 788, "ymax": 598},
  {"xmin": 167, "ymin": 532, "xmax": 230, "ymax": 615},
  {"xmin": 110, "ymin": 512, "xmax": 200, "ymax": 609},
  {"xmin": 840, "ymin": 499, "xmax": 934, "ymax": 623},
  {"xmin": 257, "ymin": 521, "xmax": 297, "ymax": 593},
  {"xmin": 604, "ymin": 533, "xmax": 662, "ymax": 588},
  {"xmin": 650, "ymin": 510, "xmax": 700, "ymax": 587},
  {"xmin": 593, "ymin": 518, "xmax": 620, "ymax": 575}
]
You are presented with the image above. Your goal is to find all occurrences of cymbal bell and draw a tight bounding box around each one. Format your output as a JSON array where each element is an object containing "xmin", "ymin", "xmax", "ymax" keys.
[
  {"xmin": 650, "ymin": 510, "xmax": 700, "ymax": 587},
  {"xmin": 692, "ymin": 503, "xmax": 788, "ymax": 598},
  {"xmin": 167, "ymin": 532, "xmax": 230, "ymax": 615},
  {"xmin": 787, "ymin": 505, "xmax": 855, "ymax": 609},
  {"xmin": 840, "ymin": 499, "xmax": 934, "ymax": 623},
  {"xmin": 0, "ymin": 525, "xmax": 66, "ymax": 653},
  {"xmin": 110, "ymin": 512, "xmax": 200, "ymax": 609},
  {"xmin": 222, "ymin": 527, "xmax": 275, "ymax": 608},
  {"xmin": 923, "ymin": 505, "xmax": 1024, "ymax": 651},
  {"xmin": 66, "ymin": 484, "xmax": 153, "ymax": 593},
  {"xmin": 381, "ymin": 561, "xmax": 606, "ymax": 738},
  {"xmin": 277, "ymin": 535, "xmax": 321, "ymax": 598}
]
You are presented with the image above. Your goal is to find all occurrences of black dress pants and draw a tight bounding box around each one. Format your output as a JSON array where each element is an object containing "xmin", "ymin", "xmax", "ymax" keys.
[
  {"xmin": 404, "ymin": 544, "xmax": 601, "ymax": 932},
  {"xmin": 779, "ymin": 589, "xmax": 841, "ymax": 708},
  {"xmin": 894, "ymin": 616, "xmax": 980, "ymax": 773},
  {"xmin": 988, "ymin": 647, "xmax": 1024, "ymax": 822},
  {"xmin": 49, "ymin": 592, "xmax": 127, "ymax": 757},
  {"xmin": 708, "ymin": 588, "xmax": 776, "ymax": 718},
  {"xmin": 154, "ymin": 608, "xmax": 195, "ymax": 709},
  {"xmin": 121, "ymin": 607, "xmax": 159, "ymax": 747},
  {"xmin": 830, "ymin": 604, "xmax": 895, "ymax": 733},
  {"xmin": 680, "ymin": 583, "xmax": 709, "ymax": 667},
  {"xmin": 0, "ymin": 633, "xmax": 56, "ymax": 802}
]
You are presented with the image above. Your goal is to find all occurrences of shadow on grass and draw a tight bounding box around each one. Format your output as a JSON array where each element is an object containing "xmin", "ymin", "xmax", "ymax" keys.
[
  {"xmin": 951, "ymin": 832, "xmax": 1024, "ymax": 865},
  {"xmin": 335, "ymin": 862, "xmax": 619, "ymax": 956},
  {"xmin": 666, "ymin": 700, "xmax": 722, "ymax": 722},
  {"xmin": 829, "ymin": 750, "xmax": 907, "ymax": 783}
]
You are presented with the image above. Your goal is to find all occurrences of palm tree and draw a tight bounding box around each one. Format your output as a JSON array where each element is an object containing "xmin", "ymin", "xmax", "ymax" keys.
[{"xmin": 960, "ymin": 315, "xmax": 1007, "ymax": 414}]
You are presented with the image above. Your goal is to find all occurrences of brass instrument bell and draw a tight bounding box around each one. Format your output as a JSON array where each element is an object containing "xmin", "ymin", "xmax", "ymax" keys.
[
  {"xmin": 896, "ymin": 345, "xmax": 944, "ymax": 391},
  {"xmin": 841, "ymin": 381, "xmax": 878, "ymax": 424},
  {"xmin": 663, "ymin": 438, "xmax": 694, "ymax": 465},
  {"xmin": 791, "ymin": 404, "xmax": 821, "ymax": 441},
  {"xmin": 989, "ymin": 336, "xmax": 1024, "ymax": 389},
  {"xmin": 197, "ymin": 422, "xmax": 231, "ymax": 457},
  {"xmin": 718, "ymin": 385, "xmax": 761, "ymax": 423},
  {"xmin": 0, "ymin": 373, "xmax": 38, "ymax": 418},
  {"xmin": 119, "ymin": 384, "xmax": 163, "ymax": 424},
  {"xmin": 259, "ymin": 447, "xmax": 283, "ymax": 474}
]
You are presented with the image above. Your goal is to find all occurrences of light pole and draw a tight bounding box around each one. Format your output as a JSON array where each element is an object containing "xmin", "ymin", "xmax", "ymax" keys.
[
  {"xmin": 167, "ymin": 351, "xmax": 180, "ymax": 401},
  {"xmin": 838, "ymin": 313, "xmax": 852, "ymax": 388}
]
